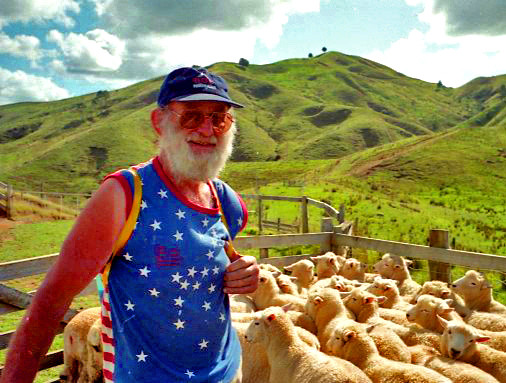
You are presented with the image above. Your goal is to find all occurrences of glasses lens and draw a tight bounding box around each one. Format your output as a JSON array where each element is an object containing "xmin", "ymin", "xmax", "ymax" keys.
[
  {"xmin": 211, "ymin": 113, "xmax": 233, "ymax": 133},
  {"xmin": 179, "ymin": 111, "xmax": 204, "ymax": 130}
]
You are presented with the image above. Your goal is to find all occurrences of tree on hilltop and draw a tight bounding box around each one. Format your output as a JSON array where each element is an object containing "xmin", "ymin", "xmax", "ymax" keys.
[
  {"xmin": 308, "ymin": 53, "xmax": 313, "ymax": 58},
  {"xmin": 322, "ymin": 47, "xmax": 327, "ymax": 52}
]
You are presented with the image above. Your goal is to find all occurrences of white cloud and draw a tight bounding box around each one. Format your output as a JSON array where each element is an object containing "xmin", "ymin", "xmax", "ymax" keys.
[
  {"xmin": 367, "ymin": 0, "xmax": 506, "ymax": 87},
  {"xmin": 47, "ymin": 29, "xmax": 125, "ymax": 73},
  {"xmin": 0, "ymin": 33, "xmax": 44, "ymax": 63},
  {"xmin": 0, "ymin": 67, "xmax": 70, "ymax": 105},
  {"xmin": 0, "ymin": 0, "xmax": 80, "ymax": 28}
]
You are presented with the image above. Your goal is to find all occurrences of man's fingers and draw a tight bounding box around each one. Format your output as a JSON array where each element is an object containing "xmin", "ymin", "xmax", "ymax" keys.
[
  {"xmin": 224, "ymin": 264, "xmax": 258, "ymax": 282},
  {"xmin": 224, "ymin": 274, "xmax": 257, "ymax": 288}
]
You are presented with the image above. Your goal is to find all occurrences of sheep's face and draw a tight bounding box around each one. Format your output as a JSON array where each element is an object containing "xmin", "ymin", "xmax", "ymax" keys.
[
  {"xmin": 439, "ymin": 318, "xmax": 489, "ymax": 360},
  {"xmin": 367, "ymin": 277, "xmax": 398, "ymax": 299},
  {"xmin": 86, "ymin": 318, "xmax": 104, "ymax": 382},
  {"xmin": 245, "ymin": 314, "xmax": 266, "ymax": 344},
  {"xmin": 311, "ymin": 254, "xmax": 340, "ymax": 275},
  {"xmin": 373, "ymin": 255, "xmax": 394, "ymax": 278},
  {"xmin": 343, "ymin": 288, "xmax": 381, "ymax": 315},
  {"xmin": 276, "ymin": 275, "xmax": 298, "ymax": 294},
  {"xmin": 326, "ymin": 323, "xmax": 358, "ymax": 357},
  {"xmin": 451, "ymin": 270, "xmax": 492, "ymax": 300}
]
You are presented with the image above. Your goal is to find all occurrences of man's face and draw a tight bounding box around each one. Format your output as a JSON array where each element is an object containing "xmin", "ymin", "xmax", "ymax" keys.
[{"xmin": 158, "ymin": 101, "xmax": 235, "ymax": 183}]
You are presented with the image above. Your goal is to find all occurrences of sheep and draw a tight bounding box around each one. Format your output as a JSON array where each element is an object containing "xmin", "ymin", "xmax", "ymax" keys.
[
  {"xmin": 410, "ymin": 280, "xmax": 470, "ymax": 318},
  {"xmin": 230, "ymin": 294, "xmax": 257, "ymax": 313},
  {"xmin": 284, "ymin": 259, "xmax": 315, "ymax": 293},
  {"xmin": 258, "ymin": 263, "xmax": 283, "ymax": 274},
  {"xmin": 340, "ymin": 258, "xmax": 368, "ymax": 282},
  {"xmin": 275, "ymin": 274, "xmax": 300, "ymax": 296},
  {"xmin": 451, "ymin": 270, "xmax": 506, "ymax": 315},
  {"xmin": 310, "ymin": 274, "xmax": 365, "ymax": 294},
  {"xmin": 245, "ymin": 306, "xmax": 372, "ymax": 383},
  {"xmin": 373, "ymin": 253, "xmax": 421, "ymax": 299},
  {"xmin": 326, "ymin": 320, "xmax": 452, "ymax": 383},
  {"xmin": 367, "ymin": 277, "xmax": 412, "ymax": 311},
  {"xmin": 438, "ymin": 315, "xmax": 506, "ymax": 382},
  {"xmin": 310, "ymin": 252, "xmax": 344, "ymax": 279},
  {"xmin": 249, "ymin": 268, "xmax": 306, "ymax": 312},
  {"xmin": 304, "ymin": 287, "xmax": 354, "ymax": 352},
  {"xmin": 342, "ymin": 287, "xmax": 442, "ymax": 352},
  {"xmin": 61, "ymin": 307, "xmax": 102, "ymax": 383},
  {"xmin": 409, "ymin": 344, "xmax": 500, "ymax": 383},
  {"xmin": 232, "ymin": 310, "xmax": 317, "ymax": 335},
  {"xmin": 407, "ymin": 295, "xmax": 506, "ymax": 353}
]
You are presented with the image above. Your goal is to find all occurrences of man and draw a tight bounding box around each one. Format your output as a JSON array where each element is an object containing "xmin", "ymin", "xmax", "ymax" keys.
[{"xmin": 1, "ymin": 67, "xmax": 259, "ymax": 382}]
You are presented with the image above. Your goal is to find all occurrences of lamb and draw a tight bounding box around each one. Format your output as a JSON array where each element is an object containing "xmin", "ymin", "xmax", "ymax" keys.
[
  {"xmin": 342, "ymin": 287, "xmax": 442, "ymax": 352},
  {"xmin": 284, "ymin": 259, "xmax": 315, "ymax": 293},
  {"xmin": 310, "ymin": 252, "xmax": 344, "ymax": 279},
  {"xmin": 411, "ymin": 280, "xmax": 470, "ymax": 318},
  {"xmin": 275, "ymin": 274, "xmax": 300, "ymax": 296},
  {"xmin": 232, "ymin": 309, "xmax": 317, "ymax": 335},
  {"xmin": 230, "ymin": 294, "xmax": 256, "ymax": 313},
  {"xmin": 258, "ymin": 263, "xmax": 283, "ymax": 274},
  {"xmin": 367, "ymin": 277, "xmax": 412, "ymax": 311},
  {"xmin": 304, "ymin": 287, "xmax": 354, "ymax": 353},
  {"xmin": 61, "ymin": 307, "xmax": 103, "ymax": 383},
  {"xmin": 438, "ymin": 315, "xmax": 506, "ymax": 382},
  {"xmin": 310, "ymin": 274, "xmax": 365, "ymax": 293},
  {"xmin": 373, "ymin": 253, "xmax": 421, "ymax": 299},
  {"xmin": 326, "ymin": 320, "xmax": 451, "ymax": 383},
  {"xmin": 407, "ymin": 295, "xmax": 506, "ymax": 353},
  {"xmin": 409, "ymin": 344, "xmax": 500, "ymax": 383},
  {"xmin": 245, "ymin": 306, "xmax": 372, "ymax": 383},
  {"xmin": 249, "ymin": 268, "xmax": 306, "ymax": 312},
  {"xmin": 339, "ymin": 258, "xmax": 368, "ymax": 282},
  {"xmin": 451, "ymin": 270, "xmax": 506, "ymax": 315}
]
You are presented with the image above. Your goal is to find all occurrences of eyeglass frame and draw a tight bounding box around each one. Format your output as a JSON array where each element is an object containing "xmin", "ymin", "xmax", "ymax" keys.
[{"xmin": 160, "ymin": 106, "xmax": 235, "ymax": 134}]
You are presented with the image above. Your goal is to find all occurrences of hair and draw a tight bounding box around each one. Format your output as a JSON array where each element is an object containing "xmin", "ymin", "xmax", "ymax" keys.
[{"xmin": 158, "ymin": 109, "xmax": 235, "ymax": 184}]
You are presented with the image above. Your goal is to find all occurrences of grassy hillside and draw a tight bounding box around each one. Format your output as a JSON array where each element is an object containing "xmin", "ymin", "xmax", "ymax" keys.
[{"xmin": 2, "ymin": 51, "xmax": 503, "ymax": 193}]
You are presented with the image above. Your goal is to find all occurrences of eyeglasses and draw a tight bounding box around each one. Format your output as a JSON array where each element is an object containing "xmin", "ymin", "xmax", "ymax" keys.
[{"xmin": 164, "ymin": 109, "xmax": 235, "ymax": 134}]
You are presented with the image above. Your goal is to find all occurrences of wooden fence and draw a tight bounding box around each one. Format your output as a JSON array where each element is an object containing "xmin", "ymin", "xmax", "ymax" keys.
[
  {"xmin": 0, "ymin": 182, "xmax": 13, "ymax": 219},
  {"xmin": 2, "ymin": 217, "xmax": 506, "ymax": 379}
]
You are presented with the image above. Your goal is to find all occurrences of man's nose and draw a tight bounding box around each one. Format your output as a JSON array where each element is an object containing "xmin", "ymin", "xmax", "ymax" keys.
[{"xmin": 195, "ymin": 116, "xmax": 215, "ymax": 136}]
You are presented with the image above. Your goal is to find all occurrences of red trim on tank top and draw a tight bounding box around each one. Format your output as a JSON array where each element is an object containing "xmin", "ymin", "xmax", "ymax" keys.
[{"xmin": 152, "ymin": 156, "xmax": 219, "ymax": 215}]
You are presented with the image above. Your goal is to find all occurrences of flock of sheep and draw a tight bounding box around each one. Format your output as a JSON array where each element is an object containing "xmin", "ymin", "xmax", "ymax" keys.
[{"xmin": 62, "ymin": 252, "xmax": 506, "ymax": 382}]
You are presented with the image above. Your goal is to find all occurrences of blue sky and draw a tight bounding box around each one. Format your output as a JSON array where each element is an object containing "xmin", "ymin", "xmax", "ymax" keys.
[{"xmin": 1, "ymin": 0, "xmax": 505, "ymax": 105}]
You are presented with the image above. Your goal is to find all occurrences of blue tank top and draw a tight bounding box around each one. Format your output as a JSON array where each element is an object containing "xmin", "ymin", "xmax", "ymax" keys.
[{"xmin": 104, "ymin": 157, "xmax": 247, "ymax": 382}]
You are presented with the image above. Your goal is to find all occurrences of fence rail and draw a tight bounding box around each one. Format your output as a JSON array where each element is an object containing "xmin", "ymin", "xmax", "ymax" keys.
[
  {"xmin": 0, "ymin": 181, "xmax": 13, "ymax": 219},
  {"xmin": 2, "ymin": 223, "xmax": 506, "ymax": 378}
]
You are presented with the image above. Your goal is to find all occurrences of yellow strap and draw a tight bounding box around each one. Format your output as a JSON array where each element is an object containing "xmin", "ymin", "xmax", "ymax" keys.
[
  {"xmin": 211, "ymin": 182, "xmax": 241, "ymax": 261},
  {"xmin": 101, "ymin": 167, "xmax": 142, "ymax": 285}
]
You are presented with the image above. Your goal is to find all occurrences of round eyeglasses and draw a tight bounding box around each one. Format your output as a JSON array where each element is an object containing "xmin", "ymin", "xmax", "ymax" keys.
[{"xmin": 164, "ymin": 109, "xmax": 235, "ymax": 134}]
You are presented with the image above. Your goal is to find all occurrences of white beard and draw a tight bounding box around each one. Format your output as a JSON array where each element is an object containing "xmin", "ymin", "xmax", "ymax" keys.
[{"xmin": 159, "ymin": 118, "xmax": 235, "ymax": 183}]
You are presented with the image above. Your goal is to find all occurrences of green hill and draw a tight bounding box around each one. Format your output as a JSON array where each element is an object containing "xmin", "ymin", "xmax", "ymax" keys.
[{"xmin": 0, "ymin": 51, "xmax": 505, "ymax": 193}]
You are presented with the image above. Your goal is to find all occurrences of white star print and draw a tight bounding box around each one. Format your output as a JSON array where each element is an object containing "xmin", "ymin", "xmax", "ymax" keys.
[
  {"xmin": 219, "ymin": 313, "xmax": 226, "ymax": 322},
  {"xmin": 206, "ymin": 250, "xmax": 214, "ymax": 260},
  {"xmin": 123, "ymin": 252, "xmax": 133, "ymax": 261},
  {"xmin": 174, "ymin": 319, "xmax": 185, "ymax": 329},
  {"xmin": 211, "ymin": 228, "xmax": 218, "ymax": 237},
  {"xmin": 201, "ymin": 267, "xmax": 209, "ymax": 277},
  {"xmin": 158, "ymin": 189, "xmax": 168, "ymax": 198},
  {"xmin": 216, "ymin": 183, "xmax": 224, "ymax": 192},
  {"xmin": 212, "ymin": 266, "xmax": 220, "ymax": 275},
  {"xmin": 193, "ymin": 281, "xmax": 201, "ymax": 290},
  {"xmin": 208, "ymin": 284, "xmax": 216, "ymax": 293},
  {"xmin": 150, "ymin": 219, "xmax": 161, "ymax": 231},
  {"xmin": 187, "ymin": 267, "xmax": 197, "ymax": 277},
  {"xmin": 175, "ymin": 209, "xmax": 186, "ymax": 219},
  {"xmin": 185, "ymin": 370, "xmax": 195, "ymax": 379},
  {"xmin": 171, "ymin": 272, "xmax": 182, "ymax": 283},
  {"xmin": 210, "ymin": 237, "xmax": 218, "ymax": 246},
  {"xmin": 180, "ymin": 280, "xmax": 190, "ymax": 290},
  {"xmin": 202, "ymin": 301, "xmax": 211, "ymax": 311},
  {"xmin": 237, "ymin": 217, "xmax": 243, "ymax": 227},
  {"xmin": 136, "ymin": 350, "xmax": 148, "ymax": 362},
  {"xmin": 173, "ymin": 230, "xmax": 183, "ymax": 241},
  {"xmin": 202, "ymin": 217, "xmax": 209, "ymax": 227},
  {"xmin": 139, "ymin": 266, "xmax": 151, "ymax": 277},
  {"xmin": 149, "ymin": 288, "xmax": 160, "ymax": 297},
  {"xmin": 198, "ymin": 339, "xmax": 209, "ymax": 349},
  {"xmin": 174, "ymin": 296, "xmax": 184, "ymax": 307},
  {"xmin": 141, "ymin": 200, "xmax": 148, "ymax": 209},
  {"xmin": 125, "ymin": 300, "xmax": 135, "ymax": 311}
]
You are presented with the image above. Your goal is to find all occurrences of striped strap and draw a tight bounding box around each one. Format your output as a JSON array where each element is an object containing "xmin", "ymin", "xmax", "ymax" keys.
[{"xmin": 101, "ymin": 167, "xmax": 142, "ymax": 285}]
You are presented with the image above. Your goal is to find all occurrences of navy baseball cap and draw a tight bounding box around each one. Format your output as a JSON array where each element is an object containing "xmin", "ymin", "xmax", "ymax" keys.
[{"xmin": 157, "ymin": 67, "xmax": 244, "ymax": 108}]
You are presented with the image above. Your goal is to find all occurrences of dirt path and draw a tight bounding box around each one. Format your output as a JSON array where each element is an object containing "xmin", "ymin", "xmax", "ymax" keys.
[{"xmin": 348, "ymin": 130, "xmax": 458, "ymax": 177}]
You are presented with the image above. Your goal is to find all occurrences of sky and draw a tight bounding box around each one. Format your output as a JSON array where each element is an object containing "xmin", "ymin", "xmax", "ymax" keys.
[{"xmin": 0, "ymin": 0, "xmax": 505, "ymax": 105}]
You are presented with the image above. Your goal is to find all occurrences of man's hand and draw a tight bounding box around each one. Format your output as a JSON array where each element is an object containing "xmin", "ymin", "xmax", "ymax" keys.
[{"xmin": 223, "ymin": 255, "xmax": 259, "ymax": 294}]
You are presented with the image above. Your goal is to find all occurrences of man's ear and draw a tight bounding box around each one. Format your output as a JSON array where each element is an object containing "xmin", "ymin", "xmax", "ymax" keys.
[{"xmin": 151, "ymin": 108, "xmax": 163, "ymax": 136}]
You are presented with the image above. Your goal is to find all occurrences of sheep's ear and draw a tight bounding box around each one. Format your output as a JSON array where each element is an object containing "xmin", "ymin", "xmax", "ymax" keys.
[
  {"xmin": 361, "ymin": 262, "xmax": 367, "ymax": 269},
  {"xmin": 289, "ymin": 276, "xmax": 298, "ymax": 282},
  {"xmin": 267, "ymin": 313, "xmax": 276, "ymax": 322},
  {"xmin": 405, "ymin": 259, "xmax": 413, "ymax": 267},
  {"xmin": 475, "ymin": 335, "xmax": 491, "ymax": 343},
  {"xmin": 284, "ymin": 265, "xmax": 293, "ymax": 271},
  {"xmin": 314, "ymin": 296, "xmax": 324, "ymax": 306},
  {"xmin": 376, "ymin": 296, "xmax": 387, "ymax": 304},
  {"xmin": 365, "ymin": 324, "xmax": 376, "ymax": 334},
  {"xmin": 272, "ymin": 270, "xmax": 281, "ymax": 278},
  {"xmin": 344, "ymin": 330, "xmax": 356, "ymax": 341},
  {"xmin": 339, "ymin": 291, "xmax": 351, "ymax": 298},
  {"xmin": 364, "ymin": 297, "xmax": 375, "ymax": 304},
  {"xmin": 394, "ymin": 280, "xmax": 400, "ymax": 285},
  {"xmin": 443, "ymin": 298, "xmax": 454, "ymax": 307},
  {"xmin": 281, "ymin": 304, "xmax": 292, "ymax": 312},
  {"xmin": 439, "ymin": 307, "xmax": 454, "ymax": 316},
  {"xmin": 481, "ymin": 281, "xmax": 493, "ymax": 290},
  {"xmin": 436, "ymin": 315, "xmax": 450, "ymax": 329},
  {"xmin": 440, "ymin": 290, "xmax": 451, "ymax": 298},
  {"xmin": 310, "ymin": 256, "xmax": 319, "ymax": 263}
]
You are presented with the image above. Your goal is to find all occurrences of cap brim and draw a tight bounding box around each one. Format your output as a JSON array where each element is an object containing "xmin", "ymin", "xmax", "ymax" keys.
[{"xmin": 172, "ymin": 93, "xmax": 244, "ymax": 108}]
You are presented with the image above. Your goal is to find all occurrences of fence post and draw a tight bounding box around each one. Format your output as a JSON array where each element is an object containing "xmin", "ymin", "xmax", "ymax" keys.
[
  {"xmin": 260, "ymin": 248, "xmax": 269, "ymax": 259},
  {"xmin": 338, "ymin": 204, "xmax": 345, "ymax": 224},
  {"xmin": 6, "ymin": 184, "xmax": 13, "ymax": 219},
  {"xmin": 320, "ymin": 217, "xmax": 334, "ymax": 253},
  {"xmin": 301, "ymin": 196, "xmax": 309, "ymax": 233},
  {"xmin": 257, "ymin": 198, "xmax": 263, "ymax": 234},
  {"xmin": 428, "ymin": 229, "xmax": 451, "ymax": 283}
]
